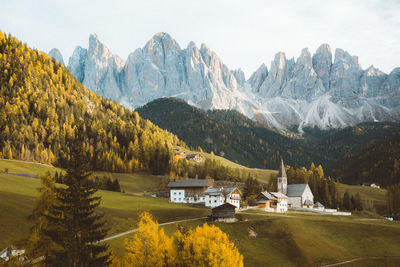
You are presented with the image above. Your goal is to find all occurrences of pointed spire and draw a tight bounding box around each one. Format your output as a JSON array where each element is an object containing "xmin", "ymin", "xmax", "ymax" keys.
[{"xmin": 278, "ymin": 159, "xmax": 287, "ymax": 177}]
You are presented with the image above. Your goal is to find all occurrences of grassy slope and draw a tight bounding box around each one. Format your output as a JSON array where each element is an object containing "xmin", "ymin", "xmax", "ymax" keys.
[
  {"xmin": 0, "ymin": 159, "xmax": 395, "ymax": 265},
  {"xmin": 0, "ymin": 171, "xmax": 209, "ymax": 252},
  {"xmin": 177, "ymin": 147, "xmax": 277, "ymax": 181},
  {"xmin": 338, "ymin": 183, "xmax": 388, "ymax": 214},
  {"xmin": 160, "ymin": 210, "xmax": 400, "ymax": 267}
]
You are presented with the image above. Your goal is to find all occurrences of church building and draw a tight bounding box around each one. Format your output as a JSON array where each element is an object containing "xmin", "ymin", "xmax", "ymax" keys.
[{"xmin": 277, "ymin": 159, "xmax": 314, "ymax": 209}]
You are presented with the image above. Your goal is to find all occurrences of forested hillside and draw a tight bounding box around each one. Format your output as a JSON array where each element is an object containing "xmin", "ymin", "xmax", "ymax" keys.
[
  {"xmin": 137, "ymin": 98, "xmax": 307, "ymax": 169},
  {"xmin": 137, "ymin": 98, "xmax": 400, "ymax": 171},
  {"xmin": 0, "ymin": 31, "xmax": 180, "ymax": 174},
  {"xmin": 330, "ymin": 135, "xmax": 400, "ymax": 187},
  {"xmin": 303, "ymin": 122, "xmax": 400, "ymax": 170}
]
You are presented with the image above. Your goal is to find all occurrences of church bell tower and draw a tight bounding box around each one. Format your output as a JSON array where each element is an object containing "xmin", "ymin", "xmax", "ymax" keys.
[{"xmin": 277, "ymin": 159, "xmax": 287, "ymax": 195}]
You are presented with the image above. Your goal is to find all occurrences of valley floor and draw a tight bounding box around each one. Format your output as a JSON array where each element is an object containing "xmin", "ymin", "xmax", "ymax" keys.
[{"xmin": 0, "ymin": 159, "xmax": 398, "ymax": 266}]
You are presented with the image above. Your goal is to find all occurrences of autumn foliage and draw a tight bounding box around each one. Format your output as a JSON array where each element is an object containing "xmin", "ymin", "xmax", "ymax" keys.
[{"xmin": 118, "ymin": 212, "xmax": 243, "ymax": 267}]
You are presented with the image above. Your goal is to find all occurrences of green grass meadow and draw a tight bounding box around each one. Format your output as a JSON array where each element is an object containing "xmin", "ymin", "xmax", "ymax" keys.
[{"xmin": 0, "ymin": 159, "xmax": 398, "ymax": 266}]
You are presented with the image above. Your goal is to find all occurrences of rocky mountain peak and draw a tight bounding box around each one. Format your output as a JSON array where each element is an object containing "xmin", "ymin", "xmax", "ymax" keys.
[
  {"xmin": 57, "ymin": 36, "xmax": 399, "ymax": 131},
  {"xmin": 48, "ymin": 48, "xmax": 65, "ymax": 65}
]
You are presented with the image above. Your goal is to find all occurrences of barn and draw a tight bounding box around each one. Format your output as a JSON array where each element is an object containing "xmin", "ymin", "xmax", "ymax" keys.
[{"xmin": 211, "ymin": 203, "xmax": 237, "ymax": 222}]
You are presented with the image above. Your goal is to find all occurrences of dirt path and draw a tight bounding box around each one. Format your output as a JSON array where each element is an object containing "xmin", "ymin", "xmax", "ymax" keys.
[
  {"xmin": 320, "ymin": 256, "xmax": 400, "ymax": 266},
  {"xmin": 0, "ymin": 158, "xmax": 54, "ymax": 167},
  {"xmin": 101, "ymin": 217, "xmax": 206, "ymax": 242}
]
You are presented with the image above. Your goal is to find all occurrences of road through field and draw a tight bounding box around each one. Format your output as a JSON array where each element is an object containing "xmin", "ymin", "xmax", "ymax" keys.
[{"xmin": 101, "ymin": 217, "xmax": 207, "ymax": 242}]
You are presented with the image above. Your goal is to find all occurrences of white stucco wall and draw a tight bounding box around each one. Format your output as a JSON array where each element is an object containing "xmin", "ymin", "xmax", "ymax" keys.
[
  {"xmin": 288, "ymin": 196, "xmax": 302, "ymax": 208},
  {"xmin": 276, "ymin": 198, "xmax": 288, "ymax": 212}
]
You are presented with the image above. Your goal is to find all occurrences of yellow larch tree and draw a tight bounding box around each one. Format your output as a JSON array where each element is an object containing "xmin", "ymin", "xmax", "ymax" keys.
[
  {"xmin": 175, "ymin": 224, "xmax": 243, "ymax": 267},
  {"xmin": 123, "ymin": 212, "xmax": 176, "ymax": 267}
]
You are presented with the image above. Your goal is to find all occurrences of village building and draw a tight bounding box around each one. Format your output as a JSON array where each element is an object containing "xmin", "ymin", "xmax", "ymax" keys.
[
  {"xmin": 277, "ymin": 159, "xmax": 314, "ymax": 209},
  {"xmin": 211, "ymin": 203, "xmax": 237, "ymax": 222},
  {"xmin": 362, "ymin": 182, "xmax": 380, "ymax": 188},
  {"xmin": 0, "ymin": 246, "xmax": 25, "ymax": 263},
  {"xmin": 204, "ymin": 187, "xmax": 242, "ymax": 209},
  {"xmin": 186, "ymin": 153, "xmax": 203, "ymax": 162},
  {"xmin": 174, "ymin": 151, "xmax": 187, "ymax": 159},
  {"xmin": 313, "ymin": 201, "xmax": 325, "ymax": 211},
  {"xmin": 167, "ymin": 179, "xmax": 214, "ymax": 203},
  {"xmin": 256, "ymin": 191, "xmax": 288, "ymax": 212}
]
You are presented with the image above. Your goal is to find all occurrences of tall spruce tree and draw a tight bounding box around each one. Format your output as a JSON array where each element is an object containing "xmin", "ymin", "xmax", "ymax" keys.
[
  {"xmin": 45, "ymin": 139, "xmax": 111, "ymax": 266},
  {"xmin": 26, "ymin": 172, "xmax": 59, "ymax": 264}
]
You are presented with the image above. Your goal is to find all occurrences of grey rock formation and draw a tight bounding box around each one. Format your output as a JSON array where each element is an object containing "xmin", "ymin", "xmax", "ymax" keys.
[
  {"xmin": 312, "ymin": 43, "xmax": 332, "ymax": 89},
  {"xmin": 48, "ymin": 48, "xmax": 64, "ymax": 65},
  {"xmin": 330, "ymin": 48, "xmax": 363, "ymax": 97},
  {"xmin": 258, "ymin": 52, "xmax": 288, "ymax": 97},
  {"xmin": 53, "ymin": 33, "xmax": 400, "ymax": 131},
  {"xmin": 68, "ymin": 46, "xmax": 87, "ymax": 82},
  {"xmin": 281, "ymin": 48, "xmax": 325, "ymax": 100},
  {"xmin": 248, "ymin": 63, "xmax": 268, "ymax": 92},
  {"xmin": 231, "ymin": 69, "xmax": 246, "ymax": 87}
]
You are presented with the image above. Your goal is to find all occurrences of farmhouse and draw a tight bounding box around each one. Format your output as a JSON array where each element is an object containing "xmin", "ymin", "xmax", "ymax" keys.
[
  {"xmin": 0, "ymin": 246, "xmax": 25, "ymax": 262},
  {"xmin": 174, "ymin": 151, "xmax": 187, "ymax": 159},
  {"xmin": 186, "ymin": 153, "xmax": 203, "ymax": 162},
  {"xmin": 256, "ymin": 191, "xmax": 288, "ymax": 212},
  {"xmin": 204, "ymin": 187, "xmax": 242, "ymax": 208},
  {"xmin": 167, "ymin": 179, "xmax": 214, "ymax": 203},
  {"xmin": 277, "ymin": 159, "xmax": 314, "ymax": 209},
  {"xmin": 362, "ymin": 182, "xmax": 380, "ymax": 188},
  {"xmin": 211, "ymin": 203, "xmax": 237, "ymax": 222}
]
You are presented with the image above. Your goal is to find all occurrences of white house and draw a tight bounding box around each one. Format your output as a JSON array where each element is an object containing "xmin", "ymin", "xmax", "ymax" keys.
[
  {"xmin": 204, "ymin": 187, "xmax": 242, "ymax": 209},
  {"xmin": 255, "ymin": 191, "xmax": 288, "ymax": 212},
  {"xmin": 271, "ymin": 192, "xmax": 288, "ymax": 212},
  {"xmin": 277, "ymin": 159, "xmax": 314, "ymax": 209},
  {"xmin": 167, "ymin": 179, "xmax": 214, "ymax": 203},
  {"xmin": 0, "ymin": 246, "xmax": 25, "ymax": 262}
]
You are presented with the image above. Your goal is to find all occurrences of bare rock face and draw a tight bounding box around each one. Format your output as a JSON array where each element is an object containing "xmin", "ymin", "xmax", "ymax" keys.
[
  {"xmin": 330, "ymin": 48, "xmax": 363, "ymax": 97},
  {"xmin": 281, "ymin": 48, "xmax": 325, "ymax": 100},
  {"xmin": 231, "ymin": 68, "xmax": 246, "ymax": 87},
  {"xmin": 258, "ymin": 52, "xmax": 289, "ymax": 97},
  {"xmin": 119, "ymin": 33, "xmax": 240, "ymax": 109},
  {"xmin": 48, "ymin": 48, "xmax": 65, "ymax": 65},
  {"xmin": 82, "ymin": 34, "xmax": 125, "ymax": 100},
  {"xmin": 58, "ymin": 33, "xmax": 400, "ymax": 131},
  {"xmin": 360, "ymin": 65, "xmax": 387, "ymax": 97},
  {"xmin": 312, "ymin": 44, "xmax": 332, "ymax": 89},
  {"xmin": 249, "ymin": 63, "xmax": 268, "ymax": 92},
  {"xmin": 68, "ymin": 46, "xmax": 87, "ymax": 83}
]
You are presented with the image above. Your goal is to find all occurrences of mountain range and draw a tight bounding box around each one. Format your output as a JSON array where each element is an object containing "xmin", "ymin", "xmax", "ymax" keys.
[{"xmin": 49, "ymin": 33, "xmax": 400, "ymax": 131}]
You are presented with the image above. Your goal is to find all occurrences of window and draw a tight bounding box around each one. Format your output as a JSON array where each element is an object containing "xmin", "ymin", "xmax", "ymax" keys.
[
  {"xmin": 214, "ymin": 200, "xmax": 217, "ymax": 203},
  {"xmin": 179, "ymin": 192, "xmax": 181, "ymax": 195},
  {"xmin": 174, "ymin": 192, "xmax": 176, "ymax": 195},
  {"xmin": 174, "ymin": 198, "xmax": 176, "ymax": 201}
]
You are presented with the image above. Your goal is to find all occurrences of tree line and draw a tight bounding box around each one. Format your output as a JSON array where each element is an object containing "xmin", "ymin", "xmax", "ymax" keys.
[
  {"xmin": 169, "ymin": 156, "xmax": 256, "ymax": 182},
  {"xmin": 387, "ymin": 184, "xmax": 400, "ymax": 216}
]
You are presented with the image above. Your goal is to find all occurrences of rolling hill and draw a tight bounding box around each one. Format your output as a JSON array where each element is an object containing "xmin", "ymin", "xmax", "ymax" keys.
[
  {"xmin": 330, "ymin": 135, "xmax": 400, "ymax": 187},
  {"xmin": 137, "ymin": 98, "xmax": 400, "ymax": 173}
]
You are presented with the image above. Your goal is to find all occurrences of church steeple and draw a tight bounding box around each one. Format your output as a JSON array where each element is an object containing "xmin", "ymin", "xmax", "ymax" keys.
[
  {"xmin": 277, "ymin": 159, "xmax": 287, "ymax": 195},
  {"xmin": 278, "ymin": 158, "xmax": 287, "ymax": 178}
]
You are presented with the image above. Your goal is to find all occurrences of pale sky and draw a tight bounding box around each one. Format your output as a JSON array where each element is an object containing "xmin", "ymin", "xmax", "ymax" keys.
[{"xmin": 1, "ymin": 0, "xmax": 399, "ymax": 77}]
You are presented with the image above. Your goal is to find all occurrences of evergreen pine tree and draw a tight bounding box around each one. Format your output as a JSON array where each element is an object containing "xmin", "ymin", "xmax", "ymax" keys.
[
  {"xmin": 26, "ymin": 172, "xmax": 59, "ymax": 263},
  {"xmin": 45, "ymin": 139, "xmax": 111, "ymax": 266}
]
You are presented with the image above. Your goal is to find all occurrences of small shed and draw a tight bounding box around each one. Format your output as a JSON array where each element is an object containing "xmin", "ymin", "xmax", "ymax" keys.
[
  {"xmin": 303, "ymin": 199, "xmax": 313, "ymax": 208},
  {"xmin": 313, "ymin": 201, "xmax": 324, "ymax": 211},
  {"xmin": 211, "ymin": 203, "xmax": 236, "ymax": 222}
]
